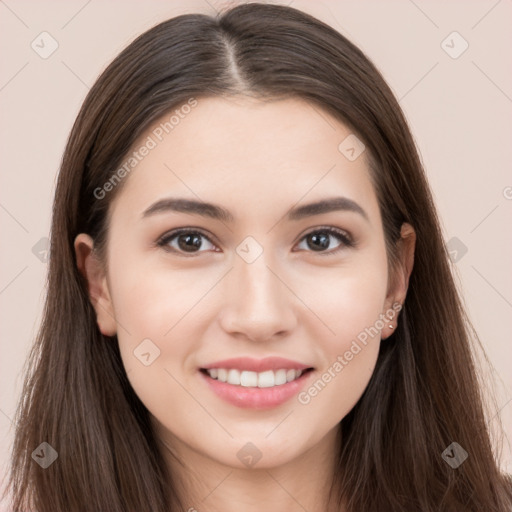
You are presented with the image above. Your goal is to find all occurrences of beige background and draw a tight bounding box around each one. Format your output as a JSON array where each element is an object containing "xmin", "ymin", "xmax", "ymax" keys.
[{"xmin": 1, "ymin": 0, "xmax": 511, "ymax": 492}]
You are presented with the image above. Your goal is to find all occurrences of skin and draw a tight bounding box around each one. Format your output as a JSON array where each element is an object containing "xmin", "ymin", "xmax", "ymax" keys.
[{"xmin": 75, "ymin": 96, "xmax": 415, "ymax": 512}]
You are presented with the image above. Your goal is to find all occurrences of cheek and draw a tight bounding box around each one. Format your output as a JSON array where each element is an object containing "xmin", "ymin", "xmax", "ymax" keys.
[
  {"xmin": 109, "ymin": 253, "xmax": 216, "ymax": 339},
  {"xmin": 298, "ymin": 279, "xmax": 384, "ymax": 422},
  {"xmin": 106, "ymin": 249, "xmax": 231, "ymax": 416},
  {"xmin": 302, "ymin": 252, "xmax": 389, "ymax": 349},
  {"xmin": 296, "ymin": 254, "xmax": 388, "ymax": 415},
  {"xmin": 298, "ymin": 344, "xmax": 380, "ymax": 426},
  {"xmin": 110, "ymin": 276, "xmax": 193, "ymax": 430}
]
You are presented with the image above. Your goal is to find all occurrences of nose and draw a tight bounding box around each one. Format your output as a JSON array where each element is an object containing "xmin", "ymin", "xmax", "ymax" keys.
[{"xmin": 218, "ymin": 251, "xmax": 297, "ymax": 342}]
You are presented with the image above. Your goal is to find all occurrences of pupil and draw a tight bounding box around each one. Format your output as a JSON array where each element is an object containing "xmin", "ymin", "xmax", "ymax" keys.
[
  {"xmin": 309, "ymin": 232, "xmax": 329, "ymax": 251},
  {"xmin": 178, "ymin": 233, "xmax": 202, "ymax": 252}
]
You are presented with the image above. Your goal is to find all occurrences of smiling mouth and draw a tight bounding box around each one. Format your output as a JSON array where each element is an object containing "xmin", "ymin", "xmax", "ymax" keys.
[{"xmin": 199, "ymin": 367, "xmax": 314, "ymax": 388}]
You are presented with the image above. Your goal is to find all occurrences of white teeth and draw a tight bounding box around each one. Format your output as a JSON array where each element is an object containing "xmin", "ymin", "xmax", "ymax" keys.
[
  {"xmin": 240, "ymin": 371, "xmax": 258, "ymax": 387},
  {"xmin": 274, "ymin": 369, "xmax": 287, "ymax": 386},
  {"xmin": 258, "ymin": 370, "xmax": 274, "ymax": 388},
  {"xmin": 205, "ymin": 368, "xmax": 307, "ymax": 387},
  {"xmin": 227, "ymin": 369, "xmax": 240, "ymax": 385}
]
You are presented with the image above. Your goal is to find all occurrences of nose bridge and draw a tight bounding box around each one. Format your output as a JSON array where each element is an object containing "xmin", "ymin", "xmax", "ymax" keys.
[
  {"xmin": 219, "ymin": 243, "xmax": 296, "ymax": 339},
  {"xmin": 238, "ymin": 249, "xmax": 279, "ymax": 303}
]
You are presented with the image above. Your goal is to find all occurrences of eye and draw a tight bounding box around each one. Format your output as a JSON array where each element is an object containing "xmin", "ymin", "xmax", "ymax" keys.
[
  {"xmin": 156, "ymin": 226, "xmax": 354, "ymax": 257},
  {"xmin": 294, "ymin": 226, "xmax": 354, "ymax": 255},
  {"xmin": 156, "ymin": 229, "xmax": 218, "ymax": 256}
]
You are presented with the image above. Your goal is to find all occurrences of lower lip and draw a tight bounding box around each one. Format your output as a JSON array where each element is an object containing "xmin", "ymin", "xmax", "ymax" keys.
[{"xmin": 199, "ymin": 370, "xmax": 314, "ymax": 410}]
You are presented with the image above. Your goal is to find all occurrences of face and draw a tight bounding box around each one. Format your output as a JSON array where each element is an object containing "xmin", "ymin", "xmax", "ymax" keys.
[{"xmin": 76, "ymin": 96, "xmax": 411, "ymax": 471}]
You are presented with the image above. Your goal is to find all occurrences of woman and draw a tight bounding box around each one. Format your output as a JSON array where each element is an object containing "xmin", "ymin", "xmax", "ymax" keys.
[{"xmin": 4, "ymin": 3, "xmax": 511, "ymax": 511}]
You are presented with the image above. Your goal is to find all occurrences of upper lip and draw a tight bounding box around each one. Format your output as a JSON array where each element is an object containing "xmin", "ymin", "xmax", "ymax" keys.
[{"xmin": 201, "ymin": 357, "xmax": 313, "ymax": 373}]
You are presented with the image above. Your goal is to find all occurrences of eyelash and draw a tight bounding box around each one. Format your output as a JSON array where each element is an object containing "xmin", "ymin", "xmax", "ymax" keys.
[{"xmin": 156, "ymin": 226, "xmax": 355, "ymax": 257}]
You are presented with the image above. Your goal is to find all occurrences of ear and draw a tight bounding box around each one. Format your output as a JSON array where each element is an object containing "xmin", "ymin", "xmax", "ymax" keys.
[
  {"xmin": 74, "ymin": 233, "xmax": 117, "ymax": 336},
  {"xmin": 381, "ymin": 222, "xmax": 416, "ymax": 339}
]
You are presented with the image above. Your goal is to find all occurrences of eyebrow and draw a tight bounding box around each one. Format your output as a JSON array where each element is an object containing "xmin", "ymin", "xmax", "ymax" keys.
[{"xmin": 142, "ymin": 196, "xmax": 369, "ymax": 223}]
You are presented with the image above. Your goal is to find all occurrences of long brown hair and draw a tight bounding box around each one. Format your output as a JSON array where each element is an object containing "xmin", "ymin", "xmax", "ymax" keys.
[{"xmin": 4, "ymin": 3, "xmax": 511, "ymax": 511}]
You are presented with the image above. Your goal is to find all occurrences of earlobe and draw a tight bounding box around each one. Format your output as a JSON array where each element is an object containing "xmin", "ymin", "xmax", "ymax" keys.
[
  {"xmin": 74, "ymin": 233, "xmax": 117, "ymax": 336},
  {"xmin": 382, "ymin": 222, "xmax": 416, "ymax": 339}
]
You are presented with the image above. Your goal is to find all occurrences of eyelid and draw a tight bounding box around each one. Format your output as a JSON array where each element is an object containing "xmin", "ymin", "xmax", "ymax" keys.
[{"xmin": 298, "ymin": 225, "xmax": 353, "ymax": 243}]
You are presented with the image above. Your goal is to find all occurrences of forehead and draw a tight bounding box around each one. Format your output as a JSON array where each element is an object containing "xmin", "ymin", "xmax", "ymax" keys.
[{"xmin": 109, "ymin": 96, "xmax": 380, "ymax": 225}]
